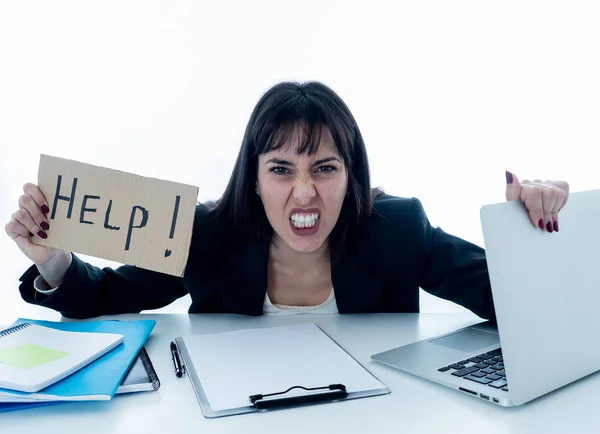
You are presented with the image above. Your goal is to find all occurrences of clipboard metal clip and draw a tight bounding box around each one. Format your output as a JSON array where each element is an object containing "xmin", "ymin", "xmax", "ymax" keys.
[{"xmin": 249, "ymin": 384, "xmax": 348, "ymax": 409}]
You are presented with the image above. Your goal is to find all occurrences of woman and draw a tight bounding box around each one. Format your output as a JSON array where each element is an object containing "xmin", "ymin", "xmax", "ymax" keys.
[{"xmin": 5, "ymin": 81, "xmax": 569, "ymax": 320}]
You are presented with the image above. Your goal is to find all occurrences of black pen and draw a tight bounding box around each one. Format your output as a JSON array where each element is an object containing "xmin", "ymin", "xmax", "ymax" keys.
[{"xmin": 170, "ymin": 341, "xmax": 184, "ymax": 377}]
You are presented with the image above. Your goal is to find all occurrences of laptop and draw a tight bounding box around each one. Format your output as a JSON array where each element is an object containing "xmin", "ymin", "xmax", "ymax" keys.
[{"xmin": 371, "ymin": 189, "xmax": 600, "ymax": 406}]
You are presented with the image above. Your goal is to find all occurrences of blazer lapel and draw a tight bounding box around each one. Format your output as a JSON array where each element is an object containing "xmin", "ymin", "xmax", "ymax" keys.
[
  {"xmin": 332, "ymin": 230, "xmax": 383, "ymax": 313},
  {"xmin": 221, "ymin": 242, "xmax": 268, "ymax": 315}
]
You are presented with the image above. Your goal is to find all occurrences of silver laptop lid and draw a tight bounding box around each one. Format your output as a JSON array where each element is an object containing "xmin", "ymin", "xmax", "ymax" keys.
[{"xmin": 480, "ymin": 189, "xmax": 600, "ymax": 405}]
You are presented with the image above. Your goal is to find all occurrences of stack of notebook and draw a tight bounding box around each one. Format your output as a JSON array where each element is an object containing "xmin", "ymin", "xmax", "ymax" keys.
[{"xmin": 0, "ymin": 318, "xmax": 160, "ymax": 413}]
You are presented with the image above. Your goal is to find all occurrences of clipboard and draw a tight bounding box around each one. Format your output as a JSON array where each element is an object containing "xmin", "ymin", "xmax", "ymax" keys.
[{"xmin": 173, "ymin": 323, "xmax": 390, "ymax": 418}]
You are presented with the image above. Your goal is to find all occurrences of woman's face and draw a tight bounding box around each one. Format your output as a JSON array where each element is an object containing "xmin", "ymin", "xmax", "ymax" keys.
[{"xmin": 257, "ymin": 128, "xmax": 348, "ymax": 254}]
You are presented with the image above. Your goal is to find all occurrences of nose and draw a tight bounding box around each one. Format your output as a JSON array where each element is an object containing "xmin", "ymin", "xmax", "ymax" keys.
[{"xmin": 293, "ymin": 180, "xmax": 316, "ymax": 205}]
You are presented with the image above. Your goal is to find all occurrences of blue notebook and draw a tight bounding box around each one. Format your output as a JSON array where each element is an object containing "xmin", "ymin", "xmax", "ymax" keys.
[{"xmin": 0, "ymin": 318, "xmax": 155, "ymax": 404}]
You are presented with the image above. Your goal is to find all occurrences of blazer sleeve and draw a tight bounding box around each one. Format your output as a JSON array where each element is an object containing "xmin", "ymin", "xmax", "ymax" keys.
[
  {"xmin": 18, "ymin": 254, "xmax": 187, "ymax": 319},
  {"xmin": 18, "ymin": 203, "xmax": 217, "ymax": 319},
  {"xmin": 411, "ymin": 198, "xmax": 497, "ymax": 321}
]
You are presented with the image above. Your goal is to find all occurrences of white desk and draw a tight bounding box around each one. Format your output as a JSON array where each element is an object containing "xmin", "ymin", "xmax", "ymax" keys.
[{"xmin": 1, "ymin": 313, "xmax": 597, "ymax": 434}]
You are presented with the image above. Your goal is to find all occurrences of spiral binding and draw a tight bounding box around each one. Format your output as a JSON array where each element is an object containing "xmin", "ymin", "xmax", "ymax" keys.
[
  {"xmin": 0, "ymin": 322, "xmax": 31, "ymax": 337},
  {"xmin": 138, "ymin": 347, "xmax": 161, "ymax": 391}
]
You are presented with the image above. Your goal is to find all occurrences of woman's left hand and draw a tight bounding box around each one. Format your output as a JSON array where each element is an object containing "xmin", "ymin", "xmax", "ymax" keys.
[{"xmin": 505, "ymin": 171, "xmax": 569, "ymax": 233}]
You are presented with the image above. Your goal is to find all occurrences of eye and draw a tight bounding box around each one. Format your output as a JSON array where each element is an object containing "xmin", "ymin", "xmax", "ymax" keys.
[
  {"xmin": 315, "ymin": 165, "xmax": 337, "ymax": 173},
  {"xmin": 269, "ymin": 166, "xmax": 290, "ymax": 175}
]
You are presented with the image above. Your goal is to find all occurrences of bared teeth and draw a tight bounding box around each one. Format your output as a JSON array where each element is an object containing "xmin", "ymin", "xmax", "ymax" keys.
[{"xmin": 290, "ymin": 213, "xmax": 320, "ymax": 229}]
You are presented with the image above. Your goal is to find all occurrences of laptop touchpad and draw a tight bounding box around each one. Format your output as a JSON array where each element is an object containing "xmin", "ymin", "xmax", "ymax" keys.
[{"xmin": 429, "ymin": 328, "xmax": 500, "ymax": 353}]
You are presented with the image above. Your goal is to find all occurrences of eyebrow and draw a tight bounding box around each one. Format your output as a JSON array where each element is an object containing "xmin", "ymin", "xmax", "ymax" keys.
[{"xmin": 264, "ymin": 157, "xmax": 342, "ymax": 166}]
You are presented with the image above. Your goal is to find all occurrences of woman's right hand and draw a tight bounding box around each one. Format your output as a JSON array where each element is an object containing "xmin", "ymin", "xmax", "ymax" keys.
[{"xmin": 5, "ymin": 183, "xmax": 72, "ymax": 287}]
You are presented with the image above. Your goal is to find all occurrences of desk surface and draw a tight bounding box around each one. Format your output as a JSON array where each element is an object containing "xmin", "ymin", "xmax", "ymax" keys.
[{"xmin": 1, "ymin": 313, "xmax": 597, "ymax": 434}]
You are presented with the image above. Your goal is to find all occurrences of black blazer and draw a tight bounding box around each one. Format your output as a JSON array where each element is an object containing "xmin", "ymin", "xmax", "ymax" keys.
[{"xmin": 18, "ymin": 194, "xmax": 496, "ymax": 321}]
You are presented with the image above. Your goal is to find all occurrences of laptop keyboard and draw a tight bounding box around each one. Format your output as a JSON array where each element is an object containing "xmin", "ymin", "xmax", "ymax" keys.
[{"xmin": 437, "ymin": 348, "xmax": 509, "ymax": 392}]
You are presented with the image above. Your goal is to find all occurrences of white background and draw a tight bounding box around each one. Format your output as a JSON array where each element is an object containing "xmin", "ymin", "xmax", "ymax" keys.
[{"xmin": 1, "ymin": 0, "xmax": 599, "ymax": 325}]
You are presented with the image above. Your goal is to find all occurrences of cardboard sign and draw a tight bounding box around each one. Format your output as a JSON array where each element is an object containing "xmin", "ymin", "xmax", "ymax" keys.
[{"xmin": 34, "ymin": 155, "xmax": 199, "ymax": 277}]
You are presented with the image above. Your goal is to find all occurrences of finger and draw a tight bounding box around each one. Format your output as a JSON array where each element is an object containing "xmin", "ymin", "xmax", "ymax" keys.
[
  {"xmin": 18, "ymin": 193, "xmax": 50, "ymax": 233},
  {"xmin": 4, "ymin": 217, "xmax": 38, "ymax": 255},
  {"xmin": 520, "ymin": 185, "xmax": 545, "ymax": 229},
  {"xmin": 547, "ymin": 180, "xmax": 570, "ymax": 210},
  {"xmin": 505, "ymin": 171, "xmax": 522, "ymax": 201},
  {"xmin": 548, "ymin": 183, "xmax": 568, "ymax": 232},
  {"xmin": 540, "ymin": 185, "xmax": 559, "ymax": 233},
  {"xmin": 5, "ymin": 218, "xmax": 38, "ymax": 254},
  {"xmin": 5, "ymin": 217, "xmax": 32, "ymax": 240},
  {"xmin": 12, "ymin": 208, "xmax": 47, "ymax": 239},
  {"xmin": 22, "ymin": 183, "xmax": 50, "ymax": 215}
]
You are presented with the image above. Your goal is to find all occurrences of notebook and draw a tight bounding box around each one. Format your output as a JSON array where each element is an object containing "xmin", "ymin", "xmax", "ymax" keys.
[
  {"xmin": 0, "ymin": 322, "xmax": 123, "ymax": 393},
  {"xmin": 0, "ymin": 318, "xmax": 155, "ymax": 403},
  {"xmin": 118, "ymin": 346, "xmax": 160, "ymax": 394},
  {"xmin": 174, "ymin": 322, "xmax": 390, "ymax": 418},
  {"xmin": 0, "ymin": 346, "xmax": 160, "ymax": 413}
]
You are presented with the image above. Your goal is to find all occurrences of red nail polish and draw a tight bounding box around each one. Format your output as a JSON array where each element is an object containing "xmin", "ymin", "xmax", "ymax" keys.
[
  {"xmin": 41, "ymin": 204, "xmax": 50, "ymax": 214},
  {"xmin": 538, "ymin": 219, "xmax": 544, "ymax": 229},
  {"xmin": 546, "ymin": 221, "xmax": 553, "ymax": 233},
  {"xmin": 40, "ymin": 221, "xmax": 49, "ymax": 231},
  {"xmin": 553, "ymin": 221, "xmax": 558, "ymax": 232},
  {"xmin": 37, "ymin": 230, "xmax": 47, "ymax": 239}
]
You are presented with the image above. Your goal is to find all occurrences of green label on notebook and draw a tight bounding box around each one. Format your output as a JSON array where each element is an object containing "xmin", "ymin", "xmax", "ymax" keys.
[{"xmin": 0, "ymin": 344, "xmax": 69, "ymax": 369}]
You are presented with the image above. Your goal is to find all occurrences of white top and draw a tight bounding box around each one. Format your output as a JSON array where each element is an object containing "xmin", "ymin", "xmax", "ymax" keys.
[{"xmin": 263, "ymin": 288, "xmax": 339, "ymax": 315}]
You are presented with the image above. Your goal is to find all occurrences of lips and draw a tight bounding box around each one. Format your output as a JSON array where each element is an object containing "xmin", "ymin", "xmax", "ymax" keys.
[
  {"xmin": 289, "ymin": 208, "xmax": 321, "ymax": 218},
  {"xmin": 288, "ymin": 208, "xmax": 321, "ymax": 219}
]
